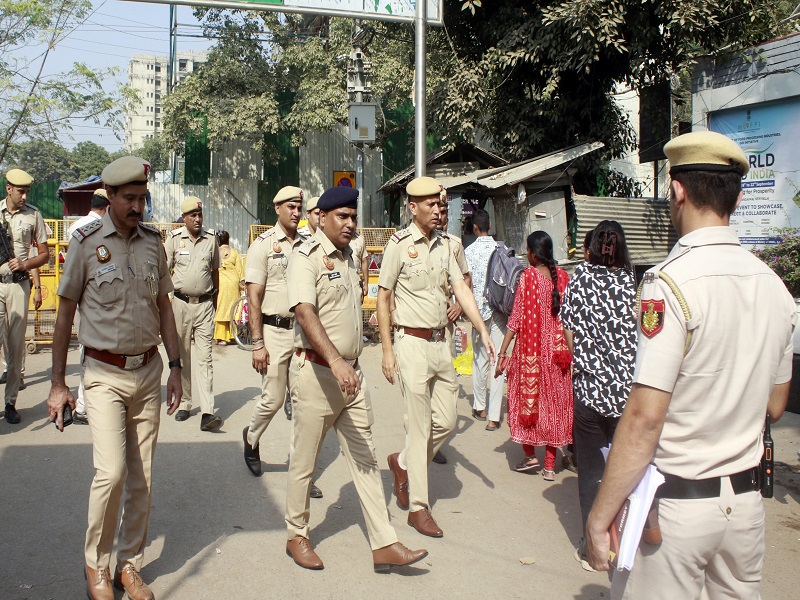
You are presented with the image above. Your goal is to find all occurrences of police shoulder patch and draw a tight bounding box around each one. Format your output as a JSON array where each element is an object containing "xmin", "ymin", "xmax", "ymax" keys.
[
  {"xmin": 138, "ymin": 222, "xmax": 161, "ymax": 236},
  {"xmin": 391, "ymin": 228, "xmax": 411, "ymax": 244},
  {"xmin": 299, "ymin": 237, "xmax": 320, "ymax": 256},
  {"xmin": 639, "ymin": 298, "xmax": 665, "ymax": 338},
  {"xmin": 71, "ymin": 219, "xmax": 102, "ymax": 242}
]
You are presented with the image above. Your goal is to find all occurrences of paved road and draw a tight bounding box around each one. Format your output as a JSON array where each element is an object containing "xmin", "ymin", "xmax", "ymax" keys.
[{"xmin": 1, "ymin": 341, "xmax": 799, "ymax": 599}]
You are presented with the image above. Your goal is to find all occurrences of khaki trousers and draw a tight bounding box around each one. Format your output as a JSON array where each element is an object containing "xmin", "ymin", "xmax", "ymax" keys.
[
  {"xmin": 83, "ymin": 355, "xmax": 162, "ymax": 572},
  {"xmin": 285, "ymin": 355, "xmax": 397, "ymax": 550},
  {"xmin": 173, "ymin": 297, "xmax": 215, "ymax": 414},
  {"xmin": 247, "ymin": 324, "xmax": 293, "ymax": 447},
  {"xmin": 395, "ymin": 330, "xmax": 458, "ymax": 512},
  {"xmin": 0, "ymin": 279, "xmax": 30, "ymax": 405},
  {"xmin": 612, "ymin": 479, "xmax": 765, "ymax": 600}
]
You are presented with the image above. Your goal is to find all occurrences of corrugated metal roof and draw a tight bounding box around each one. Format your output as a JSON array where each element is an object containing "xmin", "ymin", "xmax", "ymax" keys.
[{"xmin": 573, "ymin": 195, "xmax": 678, "ymax": 265}]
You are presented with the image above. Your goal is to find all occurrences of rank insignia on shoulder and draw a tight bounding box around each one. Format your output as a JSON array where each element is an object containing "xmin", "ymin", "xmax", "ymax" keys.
[
  {"xmin": 391, "ymin": 228, "xmax": 410, "ymax": 244},
  {"xmin": 72, "ymin": 219, "xmax": 102, "ymax": 242},
  {"xmin": 643, "ymin": 272, "xmax": 655, "ymax": 283},
  {"xmin": 640, "ymin": 299, "xmax": 665, "ymax": 338},
  {"xmin": 299, "ymin": 237, "xmax": 319, "ymax": 256},
  {"xmin": 170, "ymin": 229, "xmax": 182, "ymax": 238}
]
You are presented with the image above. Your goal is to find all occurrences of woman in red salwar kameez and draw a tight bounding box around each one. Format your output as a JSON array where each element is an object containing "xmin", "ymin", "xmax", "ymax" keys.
[{"xmin": 496, "ymin": 231, "xmax": 573, "ymax": 481}]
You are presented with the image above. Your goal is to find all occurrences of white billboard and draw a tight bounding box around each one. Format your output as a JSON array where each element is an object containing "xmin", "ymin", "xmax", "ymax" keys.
[
  {"xmin": 126, "ymin": 0, "xmax": 443, "ymax": 25},
  {"xmin": 710, "ymin": 97, "xmax": 800, "ymax": 248}
]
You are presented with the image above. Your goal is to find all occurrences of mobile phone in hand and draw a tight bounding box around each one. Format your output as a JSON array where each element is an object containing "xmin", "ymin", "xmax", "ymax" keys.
[{"xmin": 55, "ymin": 404, "xmax": 73, "ymax": 430}]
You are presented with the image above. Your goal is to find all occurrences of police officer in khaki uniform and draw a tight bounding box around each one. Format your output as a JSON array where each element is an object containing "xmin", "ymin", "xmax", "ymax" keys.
[
  {"xmin": 1, "ymin": 168, "xmax": 50, "ymax": 424},
  {"xmin": 585, "ymin": 132, "xmax": 796, "ymax": 600},
  {"xmin": 285, "ymin": 186, "xmax": 427, "ymax": 572},
  {"xmin": 165, "ymin": 196, "xmax": 222, "ymax": 431},
  {"xmin": 297, "ymin": 196, "xmax": 319, "ymax": 238},
  {"xmin": 378, "ymin": 176, "xmax": 496, "ymax": 538},
  {"xmin": 243, "ymin": 186, "xmax": 307, "ymax": 476},
  {"xmin": 47, "ymin": 156, "xmax": 182, "ymax": 600}
]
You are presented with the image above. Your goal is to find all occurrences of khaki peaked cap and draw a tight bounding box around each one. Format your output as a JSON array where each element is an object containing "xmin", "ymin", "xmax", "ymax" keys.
[
  {"xmin": 406, "ymin": 176, "xmax": 442, "ymax": 199},
  {"xmin": 305, "ymin": 196, "xmax": 319, "ymax": 212},
  {"xmin": 665, "ymin": 131, "xmax": 749, "ymax": 177},
  {"xmin": 273, "ymin": 186, "xmax": 303, "ymax": 205},
  {"xmin": 5, "ymin": 169, "xmax": 34, "ymax": 187},
  {"xmin": 102, "ymin": 156, "xmax": 151, "ymax": 186},
  {"xmin": 181, "ymin": 196, "xmax": 202, "ymax": 214}
]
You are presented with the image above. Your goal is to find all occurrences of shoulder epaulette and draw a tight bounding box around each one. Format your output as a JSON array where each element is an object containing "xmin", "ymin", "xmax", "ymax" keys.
[
  {"xmin": 299, "ymin": 237, "xmax": 320, "ymax": 256},
  {"xmin": 138, "ymin": 222, "xmax": 161, "ymax": 236},
  {"xmin": 391, "ymin": 228, "xmax": 411, "ymax": 244},
  {"xmin": 169, "ymin": 228, "xmax": 182, "ymax": 238},
  {"xmin": 206, "ymin": 228, "xmax": 215, "ymax": 235},
  {"xmin": 258, "ymin": 229, "xmax": 273, "ymax": 240},
  {"xmin": 71, "ymin": 219, "xmax": 102, "ymax": 242}
]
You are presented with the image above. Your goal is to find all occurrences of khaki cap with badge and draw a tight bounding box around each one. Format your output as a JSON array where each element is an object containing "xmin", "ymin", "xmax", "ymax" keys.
[
  {"xmin": 92, "ymin": 188, "xmax": 108, "ymax": 200},
  {"xmin": 102, "ymin": 156, "xmax": 151, "ymax": 186},
  {"xmin": 406, "ymin": 176, "xmax": 442, "ymax": 198},
  {"xmin": 665, "ymin": 131, "xmax": 749, "ymax": 177},
  {"xmin": 305, "ymin": 196, "xmax": 319, "ymax": 212},
  {"xmin": 273, "ymin": 186, "xmax": 303, "ymax": 205},
  {"xmin": 181, "ymin": 196, "xmax": 202, "ymax": 215},
  {"xmin": 5, "ymin": 169, "xmax": 34, "ymax": 187}
]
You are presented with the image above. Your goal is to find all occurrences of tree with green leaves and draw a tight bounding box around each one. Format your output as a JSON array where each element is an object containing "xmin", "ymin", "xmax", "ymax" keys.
[
  {"xmin": 0, "ymin": 1, "xmax": 123, "ymax": 166},
  {"xmin": 4, "ymin": 139, "xmax": 73, "ymax": 181},
  {"xmin": 70, "ymin": 141, "xmax": 111, "ymax": 180},
  {"xmin": 112, "ymin": 136, "xmax": 170, "ymax": 175}
]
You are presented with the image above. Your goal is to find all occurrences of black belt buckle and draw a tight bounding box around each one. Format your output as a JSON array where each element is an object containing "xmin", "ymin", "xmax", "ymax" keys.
[{"xmin": 263, "ymin": 314, "xmax": 293, "ymax": 330}]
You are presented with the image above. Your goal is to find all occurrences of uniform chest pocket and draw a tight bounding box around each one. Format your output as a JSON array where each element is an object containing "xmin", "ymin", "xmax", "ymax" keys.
[
  {"xmin": 406, "ymin": 263, "xmax": 431, "ymax": 291},
  {"xmin": 267, "ymin": 256, "xmax": 286, "ymax": 281},
  {"xmin": 94, "ymin": 268, "xmax": 124, "ymax": 305},
  {"xmin": 18, "ymin": 221, "xmax": 34, "ymax": 247},
  {"xmin": 319, "ymin": 275, "xmax": 352, "ymax": 310}
]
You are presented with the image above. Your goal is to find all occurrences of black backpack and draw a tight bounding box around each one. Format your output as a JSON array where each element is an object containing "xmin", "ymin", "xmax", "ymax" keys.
[{"xmin": 484, "ymin": 242, "xmax": 525, "ymax": 316}]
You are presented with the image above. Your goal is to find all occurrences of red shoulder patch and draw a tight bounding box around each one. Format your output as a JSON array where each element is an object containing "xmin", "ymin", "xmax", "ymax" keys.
[{"xmin": 640, "ymin": 299, "xmax": 665, "ymax": 338}]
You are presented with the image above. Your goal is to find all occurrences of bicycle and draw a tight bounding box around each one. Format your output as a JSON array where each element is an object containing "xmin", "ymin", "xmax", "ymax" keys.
[{"xmin": 230, "ymin": 294, "xmax": 253, "ymax": 350}]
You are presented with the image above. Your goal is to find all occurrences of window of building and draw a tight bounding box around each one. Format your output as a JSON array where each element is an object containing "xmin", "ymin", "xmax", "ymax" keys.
[
  {"xmin": 179, "ymin": 59, "xmax": 188, "ymax": 72},
  {"xmin": 155, "ymin": 65, "xmax": 161, "ymax": 73},
  {"xmin": 155, "ymin": 121, "xmax": 160, "ymax": 128}
]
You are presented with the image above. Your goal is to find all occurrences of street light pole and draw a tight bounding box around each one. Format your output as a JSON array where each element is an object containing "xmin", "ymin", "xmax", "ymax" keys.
[{"xmin": 414, "ymin": 0, "xmax": 427, "ymax": 178}]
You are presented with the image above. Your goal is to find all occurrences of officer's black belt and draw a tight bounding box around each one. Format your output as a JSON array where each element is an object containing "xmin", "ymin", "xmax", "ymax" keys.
[
  {"xmin": 174, "ymin": 291, "xmax": 213, "ymax": 304},
  {"xmin": 85, "ymin": 345, "xmax": 158, "ymax": 370},
  {"xmin": 0, "ymin": 271, "xmax": 30, "ymax": 284},
  {"xmin": 263, "ymin": 314, "xmax": 293, "ymax": 330},
  {"xmin": 656, "ymin": 467, "xmax": 760, "ymax": 499}
]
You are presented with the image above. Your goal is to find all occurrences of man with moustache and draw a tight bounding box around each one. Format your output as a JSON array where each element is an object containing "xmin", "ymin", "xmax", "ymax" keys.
[
  {"xmin": 165, "ymin": 196, "xmax": 222, "ymax": 431},
  {"xmin": 47, "ymin": 156, "xmax": 182, "ymax": 600},
  {"xmin": 297, "ymin": 196, "xmax": 319, "ymax": 238},
  {"xmin": 1, "ymin": 168, "xmax": 50, "ymax": 424},
  {"xmin": 378, "ymin": 176, "xmax": 496, "ymax": 538},
  {"xmin": 284, "ymin": 186, "xmax": 427, "ymax": 571}
]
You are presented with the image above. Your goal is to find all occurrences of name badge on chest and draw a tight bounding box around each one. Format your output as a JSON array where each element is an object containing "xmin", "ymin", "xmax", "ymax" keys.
[
  {"xmin": 327, "ymin": 272, "xmax": 341, "ymax": 281},
  {"xmin": 95, "ymin": 263, "xmax": 117, "ymax": 277}
]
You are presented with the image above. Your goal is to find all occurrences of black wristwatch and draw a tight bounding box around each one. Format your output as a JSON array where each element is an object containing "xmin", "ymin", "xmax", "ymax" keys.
[{"xmin": 168, "ymin": 358, "xmax": 182, "ymax": 369}]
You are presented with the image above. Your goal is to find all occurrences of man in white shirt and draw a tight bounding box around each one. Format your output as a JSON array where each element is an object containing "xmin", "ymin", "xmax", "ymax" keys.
[{"xmin": 464, "ymin": 209, "xmax": 507, "ymax": 430}]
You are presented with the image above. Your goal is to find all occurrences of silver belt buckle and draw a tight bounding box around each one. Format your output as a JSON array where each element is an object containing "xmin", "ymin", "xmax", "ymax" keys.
[
  {"xmin": 431, "ymin": 329, "xmax": 446, "ymax": 342},
  {"xmin": 124, "ymin": 353, "xmax": 146, "ymax": 370}
]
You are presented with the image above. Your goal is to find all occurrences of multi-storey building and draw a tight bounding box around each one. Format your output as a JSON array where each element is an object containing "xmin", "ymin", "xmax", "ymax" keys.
[{"xmin": 124, "ymin": 51, "xmax": 207, "ymax": 150}]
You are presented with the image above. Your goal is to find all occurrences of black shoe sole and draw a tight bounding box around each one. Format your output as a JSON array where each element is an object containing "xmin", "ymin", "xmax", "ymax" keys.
[
  {"xmin": 243, "ymin": 427, "xmax": 262, "ymax": 477},
  {"xmin": 200, "ymin": 416, "xmax": 222, "ymax": 431},
  {"xmin": 374, "ymin": 550, "xmax": 429, "ymax": 573}
]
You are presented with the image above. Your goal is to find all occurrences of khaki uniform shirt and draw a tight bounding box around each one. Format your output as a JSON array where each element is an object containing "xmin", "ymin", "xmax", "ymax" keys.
[
  {"xmin": 378, "ymin": 222, "xmax": 464, "ymax": 329},
  {"xmin": 0, "ymin": 199, "xmax": 48, "ymax": 275},
  {"xmin": 245, "ymin": 223, "xmax": 306, "ymax": 318},
  {"xmin": 164, "ymin": 225, "xmax": 220, "ymax": 296},
  {"xmin": 58, "ymin": 212, "xmax": 172, "ymax": 355},
  {"xmin": 633, "ymin": 226, "xmax": 796, "ymax": 480},
  {"xmin": 297, "ymin": 225, "xmax": 313, "ymax": 238},
  {"xmin": 350, "ymin": 231, "xmax": 366, "ymax": 277},
  {"xmin": 448, "ymin": 233, "xmax": 470, "ymax": 276},
  {"xmin": 288, "ymin": 230, "xmax": 363, "ymax": 360}
]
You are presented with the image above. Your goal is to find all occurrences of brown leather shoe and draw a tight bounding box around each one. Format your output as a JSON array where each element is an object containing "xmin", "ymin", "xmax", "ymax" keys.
[
  {"xmin": 113, "ymin": 564, "xmax": 154, "ymax": 600},
  {"xmin": 387, "ymin": 452, "xmax": 409, "ymax": 510},
  {"xmin": 286, "ymin": 536, "xmax": 324, "ymax": 570},
  {"xmin": 372, "ymin": 542, "xmax": 428, "ymax": 572},
  {"xmin": 85, "ymin": 565, "xmax": 114, "ymax": 600},
  {"xmin": 408, "ymin": 508, "xmax": 443, "ymax": 538}
]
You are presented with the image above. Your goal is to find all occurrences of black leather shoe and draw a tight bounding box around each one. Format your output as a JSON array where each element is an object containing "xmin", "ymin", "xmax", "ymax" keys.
[
  {"xmin": 18, "ymin": 378, "xmax": 26, "ymax": 391},
  {"xmin": 432, "ymin": 451, "xmax": 447, "ymax": 465},
  {"xmin": 243, "ymin": 426, "xmax": 262, "ymax": 477},
  {"xmin": 174, "ymin": 410, "xmax": 190, "ymax": 422},
  {"xmin": 200, "ymin": 413, "xmax": 222, "ymax": 431},
  {"xmin": 4, "ymin": 404, "xmax": 20, "ymax": 424},
  {"xmin": 0, "ymin": 371, "xmax": 6, "ymax": 384},
  {"xmin": 310, "ymin": 483, "xmax": 323, "ymax": 499},
  {"xmin": 74, "ymin": 411, "xmax": 89, "ymax": 425}
]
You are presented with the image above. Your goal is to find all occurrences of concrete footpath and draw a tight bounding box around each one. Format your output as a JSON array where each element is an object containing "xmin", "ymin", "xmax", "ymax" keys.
[{"xmin": 1, "ymin": 342, "xmax": 799, "ymax": 599}]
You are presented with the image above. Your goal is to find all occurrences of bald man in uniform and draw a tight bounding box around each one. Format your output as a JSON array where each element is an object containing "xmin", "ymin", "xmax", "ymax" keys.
[
  {"xmin": 585, "ymin": 132, "xmax": 796, "ymax": 600},
  {"xmin": 47, "ymin": 156, "xmax": 182, "ymax": 600},
  {"xmin": 1, "ymin": 168, "xmax": 50, "ymax": 424},
  {"xmin": 166, "ymin": 196, "xmax": 222, "ymax": 431},
  {"xmin": 243, "ymin": 186, "xmax": 308, "ymax": 476},
  {"xmin": 378, "ymin": 176, "xmax": 496, "ymax": 538},
  {"xmin": 285, "ymin": 186, "xmax": 427, "ymax": 572}
]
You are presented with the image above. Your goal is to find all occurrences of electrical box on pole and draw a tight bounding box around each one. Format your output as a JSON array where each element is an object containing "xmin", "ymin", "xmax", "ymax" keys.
[{"xmin": 348, "ymin": 103, "xmax": 377, "ymax": 142}]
